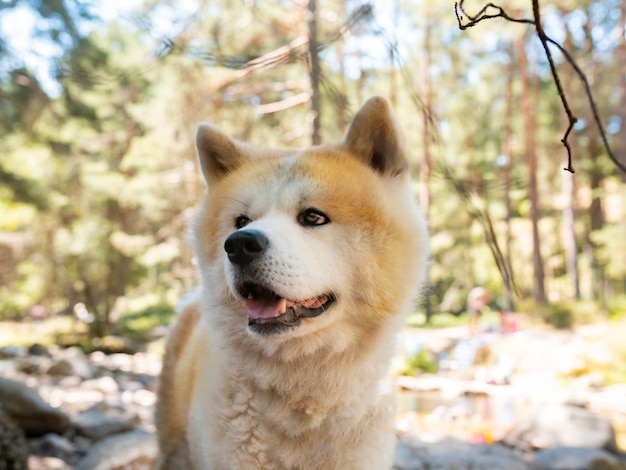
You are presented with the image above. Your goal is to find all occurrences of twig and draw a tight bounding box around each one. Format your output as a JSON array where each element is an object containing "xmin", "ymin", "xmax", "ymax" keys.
[{"xmin": 454, "ymin": 0, "xmax": 626, "ymax": 174}]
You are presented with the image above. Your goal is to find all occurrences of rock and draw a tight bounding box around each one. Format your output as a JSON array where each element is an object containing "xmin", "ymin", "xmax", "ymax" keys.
[
  {"xmin": 0, "ymin": 414, "xmax": 29, "ymax": 470},
  {"xmin": 132, "ymin": 389, "xmax": 156, "ymax": 407},
  {"xmin": 394, "ymin": 439, "xmax": 530, "ymax": 470},
  {"xmin": 0, "ymin": 377, "xmax": 70, "ymax": 436},
  {"xmin": 533, "ymin": 446, "xmax": 626, "ymax": 470},
  {"xmin": 503, "ymin": 404, "xmax": 618, "ymax": 452},
  {"xmin": 0, "ymin": 345, "xmax": 26, "ymax": 358},
  {"xmin": 81, "ymin": 376, "xmax": 120, "ymax": 395},
  {"xmin": 27, "ymin": 456, "xmax": 71, "ymax": 470},
  {"xmin": 28, "ymin": 343, "xmax": 51, "ymax": 357},
  {"xmin": 46, "ymin": 346, "xmax": 93, "ymax": 379},
  {"xmin": 72, "ymin": 407, "xmax": 135, "ymax": 441},
  {"xmin": 29, "ymin": 433, "xmax": 76, "ymax": 459},
  {"xmin": 75, "ymin": 430, "xmax": 157, "ymax": 470}
]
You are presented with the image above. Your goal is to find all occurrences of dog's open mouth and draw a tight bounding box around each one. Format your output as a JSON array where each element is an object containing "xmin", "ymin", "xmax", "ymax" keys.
[{"xmin": 237, "ymin": 282, "xmax": 336, "ymax": 329}]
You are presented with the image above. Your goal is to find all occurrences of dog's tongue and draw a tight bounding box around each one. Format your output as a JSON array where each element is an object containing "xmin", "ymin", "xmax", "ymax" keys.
[
  {"xmin": 244, "ymin": 295, "xmax": 328, "ymax": 320},
  {"xmin": 245, "ymin": 298, "xmax": 287, "ymax": 320}
]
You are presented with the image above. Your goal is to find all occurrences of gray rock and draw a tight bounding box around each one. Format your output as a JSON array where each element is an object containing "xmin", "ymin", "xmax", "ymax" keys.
[
  {"xmin": 394, "ymin": 439, "xmax": 530, "ymax": 470},
  {"xmin": 46, "ymin": 346, "xmax": 93, "ymax": 379},
  {"xmin": 80, "ymin": 376, "xmax": 120, "ymax": 395},
  {"xmin": 28, "ymin": 343, "xmax": 51, "ymax": 357},
  {"xmin": 75, "ymin": 430, "xmax": 157, "ymax": 470},
  {"xmin": 29, "ymin": 433, "xmax": 76, "ymax": 459},
  {"xmin": 503, "ymin": 404, "xmax": 618, "ymax": 452},
  {"xmin": 0, "ymin": 345, "xmax": 26, "ymax": 358},
  {"xmin": 0, "ymin": 377, "xmax": 70, "ymax": 436},
  {"xmin": 533, "ymin": 446, "xmax": 626, "ymax": 470},
  {"xmin": 0, "ymin": 414, "xmax": 28, "ymax": 470},
  {"xmin": 72, "ymin": 407, "xmax": 135, "ymax": 440}
]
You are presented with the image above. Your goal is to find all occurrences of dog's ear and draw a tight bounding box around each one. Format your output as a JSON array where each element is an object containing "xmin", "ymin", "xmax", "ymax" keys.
[
  {"xmin": 343, "ymin": 96, "xmax": 409, "ymax": 177},
  {"xmin": 195, "ymin": 123, "xmax": 248, "ymax": 184}
]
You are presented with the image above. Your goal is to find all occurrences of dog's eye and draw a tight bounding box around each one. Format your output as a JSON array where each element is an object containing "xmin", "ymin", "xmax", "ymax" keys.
[
  {"xmin": 298, "ymin": 208, "xmax": 330, "ymax": 227},
  {"xmin": 235, "ymin": 215, "xmax": 251, "ymax": 229}
]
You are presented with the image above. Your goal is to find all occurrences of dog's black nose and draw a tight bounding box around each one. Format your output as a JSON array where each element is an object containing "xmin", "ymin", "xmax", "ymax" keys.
[{"xmin": 224, "ymin": 230, "xmax": 269, "ymax": 267}]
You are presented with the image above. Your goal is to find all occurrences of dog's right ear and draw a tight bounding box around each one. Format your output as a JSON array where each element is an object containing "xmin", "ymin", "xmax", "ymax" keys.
[{"xmin": 195, "ymin": 123, "xmax": 247, "ymax": 184}]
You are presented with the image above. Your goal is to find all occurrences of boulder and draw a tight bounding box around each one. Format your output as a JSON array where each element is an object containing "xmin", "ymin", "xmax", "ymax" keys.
[
  {"xmin": 29, "ymin": 432, "xmax": 76, "ymax": 460},
  {"xmin": 0, "ymin": 377, "xmax": 70, "ymax": 436},
  {"xmin": 0, "ymin": 414, "xmax": 28, "ymax": 470},
  {"xmin": 45, "ymin": 346, "xmax": 93, "ymax": 379},
  {"xmin": 27, "ymin": 456, "xmax": 70, "ymax": 470},
  {"xmin": 28, "ymin": 343, "xmax": 51, "ymax": 358},
  {"xmin": 0, "ymin": 345, "xmax": 26, "ymax": 358},
  {"xmin": 532, "ymin": 446, "xmax": 626, "ymax": 470},
  {"xmin": 394, "ymin": 439, "xmax": 530, "ymax": 470},
  {"xmin": 80, "ymin": 376, "xmax": 120, "ymax": 395},
  {"xmin": 75, "ymin": 430, "xmax": 157, "ymax": 470},
  {"xmin": 72, "ymin": 407, "xmax": 135, "ymax": 441},
  {"xmin": 503, "ymin": 404, "xmax": 618, "ymax": 452}
]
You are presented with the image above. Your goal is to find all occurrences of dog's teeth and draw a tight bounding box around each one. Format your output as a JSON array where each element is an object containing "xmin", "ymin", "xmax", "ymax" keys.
[{"xmin": 279, "ymin": 299, "xmax": 287, "ymax": 314}]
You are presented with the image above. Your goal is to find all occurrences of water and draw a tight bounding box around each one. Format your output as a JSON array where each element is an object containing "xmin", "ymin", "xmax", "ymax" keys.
[
  {"xmin": 397, "ymin": 389, "xmax": 626, "ymax": 449},
  {"xmin": 397, "ymin": 389, "xmax": 520, "ymax": 444}
]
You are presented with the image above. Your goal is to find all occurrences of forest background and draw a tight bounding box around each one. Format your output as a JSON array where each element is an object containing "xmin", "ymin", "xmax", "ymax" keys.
[{"xmin": 1, "ymin": 0, "xmax": 625, "ymax": 338}]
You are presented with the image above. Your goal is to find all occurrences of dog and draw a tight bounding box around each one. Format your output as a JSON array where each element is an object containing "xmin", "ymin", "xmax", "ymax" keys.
[{"xmin": 155, "ymin": 97, "xmax": 429, "ymax": 469}]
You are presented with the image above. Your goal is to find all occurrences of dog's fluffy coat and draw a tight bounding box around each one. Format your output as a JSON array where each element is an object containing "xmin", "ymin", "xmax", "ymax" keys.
[{"xmin": 156, "ymin": 97, "xmax": 428, "ymax": 469}]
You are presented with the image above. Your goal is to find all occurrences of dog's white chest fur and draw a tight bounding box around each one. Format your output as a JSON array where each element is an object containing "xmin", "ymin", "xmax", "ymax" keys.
[{"xmin": 185, "ymin": 318, "xmax": 398, "ymax": 470}]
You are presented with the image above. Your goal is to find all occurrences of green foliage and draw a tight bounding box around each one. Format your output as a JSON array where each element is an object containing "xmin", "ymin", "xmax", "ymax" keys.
[
  {"xmin": 539, "ymin": 300, "xmax": 605, "ymax": 329},
  {"xmin": 0, "ymin": 317, "xmax": 74, "ymax": 347},
  {"xmin": 116, "ymin": 304, "xmax": 176, "ymax": 342},
  {"xmin": 607, "ymin": 296, "xmax": 626, "ymax": 320},
  {"xmin": 396, "ymin": 349, "xmax": 439, "ymax": 376},
  {"xmin": 0, "ymin": 0, "xmax": 625, "ymax": 332},
  {"xmin": 407, "ymin": 312, "xmax": 467, "ymax": 329}
]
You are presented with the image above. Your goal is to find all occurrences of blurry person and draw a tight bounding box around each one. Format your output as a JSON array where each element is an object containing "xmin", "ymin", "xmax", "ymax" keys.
[{"xmin": 467, "ymin": 287, "xmax": 489, "ymax": 333}]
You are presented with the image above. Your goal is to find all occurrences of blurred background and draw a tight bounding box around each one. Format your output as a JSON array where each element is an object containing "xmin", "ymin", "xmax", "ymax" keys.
[{"xmin": 0, "ymin": 0, "xmax": 625, "ymax": 468}]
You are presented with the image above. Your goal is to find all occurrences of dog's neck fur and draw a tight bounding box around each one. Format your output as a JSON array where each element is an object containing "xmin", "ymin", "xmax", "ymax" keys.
[{"xmin": 201, "ymin": 300, "xmax": 402, "ymax": 436}]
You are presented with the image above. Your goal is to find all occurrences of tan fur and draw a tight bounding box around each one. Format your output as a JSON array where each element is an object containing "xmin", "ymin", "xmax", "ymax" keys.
[{"xmin": 156, "ymin": 97, "xmax": 429, "ymax": 469}]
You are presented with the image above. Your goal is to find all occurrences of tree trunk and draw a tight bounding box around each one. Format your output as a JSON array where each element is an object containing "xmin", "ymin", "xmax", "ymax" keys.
[
  {"xmin": 388, "ymin": 0, "xmax": 400, "ymax": 109},
  {"xmin": 501, "ymin": 41, "xmax": 515, "ymax": 312},
  {"xmin": 561, "ymin": 13, "xmax": 581, "ymax": 300},
  {"xmin": 583, "ymin": 8, "xmax": 605, "ymax": 301},
  {"xmin": 519, "ymin": 33, "xmax": 546, "ymax": 305},
  {"xmin": 307, "ymin": 0, "xmax": 321, "ymax": 145},
  {"xmin": 420, "ymin": 22, "xmax": 433, "ymax": 322},
  {"xmin": 617, "ymin": 0, "xmax": 626, "ymax": 181}
]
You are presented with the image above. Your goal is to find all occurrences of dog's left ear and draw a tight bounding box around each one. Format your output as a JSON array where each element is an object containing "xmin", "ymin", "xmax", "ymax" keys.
[
  {"xmin": 195, "ymin": 123, "xmax": 248, "ymax": 184},
  {"xmin": 343, "ymin": 96, "xmax": 409, "ymax": 177}
]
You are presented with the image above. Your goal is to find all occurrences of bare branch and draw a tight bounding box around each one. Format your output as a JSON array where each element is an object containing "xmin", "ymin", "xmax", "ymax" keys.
[
  {"xmin": 454, "ymin": 0, "xmax": 626, "ymax": 174},
  {"xmin": 253, "ymin": 92, "xmax": 311, "ymax": 114}
]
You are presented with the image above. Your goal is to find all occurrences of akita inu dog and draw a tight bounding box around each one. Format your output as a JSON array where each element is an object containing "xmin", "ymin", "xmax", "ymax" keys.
[{"xmin": 156, "ymin": 97, "xmax": 428, "ymax": 469}]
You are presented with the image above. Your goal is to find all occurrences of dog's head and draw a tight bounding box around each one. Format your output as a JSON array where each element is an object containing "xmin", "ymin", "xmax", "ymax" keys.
[{"xmin": 191, "ymin": 97, "xmax": 428, "ymax": 356}]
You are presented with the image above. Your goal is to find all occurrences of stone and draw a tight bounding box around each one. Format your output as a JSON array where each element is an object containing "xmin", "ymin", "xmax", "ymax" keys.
[
  {"xmin": 27, "ymin": 456, "xmax": 71, "ymax": 470},
  {"xmin": 0, "ymin": 345, "xmax": 26, "ymax": 358},
  {"xmin": 72, "ymin": 407, "xmax": 135, "ymax": 441},
  {"xmin": 45, "ymin": 347, "xmax": 93, "ymax": 379},
  {"xmin": 74, "ymin": 430, "xmax": 158, "ymax": 470},
  {"xmin": 532, "ymin": 446, "xmax": 626, "ymax": 470},
  {"xmin": 393, "ymin": 439, "xmax": 530, "ymax": 470},
  {"xmin": 28, "ymin": 343, "xmax": 51, "ymax": 357},
  {"xmin": 29, "ymin": 433, "xmax": 76, "ymax": 459},
  {"xmin": 0, "ymin": 414, "xmax": 28, "ymax": 470},
  {"xmin": 503, "ymin": 404, "xmax": 618, "ymax": 452},
  {"xmin": 0, "ymin": 377, "xmax": 70, "ymax": 436},
  {"xmin": 81, "ymin": 376, "xmax": 120, "ymax": 395}
]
